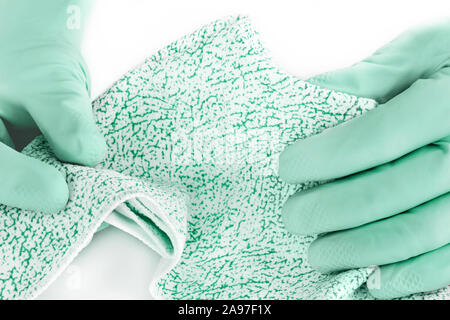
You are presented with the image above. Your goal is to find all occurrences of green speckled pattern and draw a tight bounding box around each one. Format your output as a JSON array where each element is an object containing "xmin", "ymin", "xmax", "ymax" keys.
[
  {"xmin": 0, "ymin": 138, "xmax": 187, "ymax": 299},
  {"xmin": 1, "ymin": 16, "xmax": 450, "ymax": 300}
]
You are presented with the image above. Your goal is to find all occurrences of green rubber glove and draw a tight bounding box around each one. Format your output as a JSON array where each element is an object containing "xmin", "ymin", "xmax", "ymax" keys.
[
  {"xmin": 0, "ymin": 0, "xmax": 106, "ymax": 213},
  {"xmin": 279, "ymin": 20, "xmax": 450, "ymax": 299}
]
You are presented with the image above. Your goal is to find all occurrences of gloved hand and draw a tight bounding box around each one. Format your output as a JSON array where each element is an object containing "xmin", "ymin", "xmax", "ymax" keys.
[
  {"xmin": 0, "ymin": 0, "xmax": 106, "ymax": 213},
  {"xmin": 279, "ymin": 20, "xmax": 450, "ymax": 299}
]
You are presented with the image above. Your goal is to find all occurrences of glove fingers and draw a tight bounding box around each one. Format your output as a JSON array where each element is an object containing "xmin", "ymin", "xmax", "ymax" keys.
[
  {"xmin": 368, "ymin": 243, "xmax": 450, "ymax": 299},
  {"xmin": 308, "ymin": 192, "xmax": 450, "ymax": 273},
  {"xmin": 279, "ymin": 67, "xmax": 450, "ymax": 184},
  {"xmin": 309, "ymin": 19, "xmax": 450, "ymax": 103},
  {"xmin": 282, "ymin": 138, "xmax": 450, "ymax": 235},
  {"xmin": 0, "ymin": 142, "xmax": 68, "ymax": 213},
  {"xmin": 25, "ymin": 77, "xmax": 107, "ymax": 167}
]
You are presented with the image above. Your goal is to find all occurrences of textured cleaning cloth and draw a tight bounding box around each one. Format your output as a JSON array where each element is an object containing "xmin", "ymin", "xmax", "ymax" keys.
[{"xmin": 1, "ymin": 16, "xmax": 450, "ymax": 300}]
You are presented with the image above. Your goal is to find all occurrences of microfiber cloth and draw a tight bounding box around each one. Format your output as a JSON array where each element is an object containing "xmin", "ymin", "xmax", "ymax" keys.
[{"xmin": 1, "ymin": 16, "xmax": 450, "ymax": 300}]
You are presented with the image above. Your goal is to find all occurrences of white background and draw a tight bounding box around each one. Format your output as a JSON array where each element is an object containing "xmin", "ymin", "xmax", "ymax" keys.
[{"xmin": 38, "ymin": 0, "xmax": 450, "ymax": 299}]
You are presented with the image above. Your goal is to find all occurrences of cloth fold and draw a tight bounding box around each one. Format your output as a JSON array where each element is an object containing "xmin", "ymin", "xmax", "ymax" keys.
[{"xmin": 1, "ymin": 15, "xmax": 449, "ymax": 300}]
